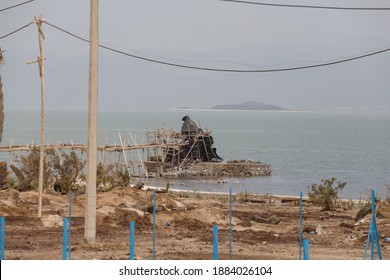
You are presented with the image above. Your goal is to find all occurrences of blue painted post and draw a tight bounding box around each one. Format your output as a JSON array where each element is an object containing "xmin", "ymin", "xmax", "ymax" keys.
[
  {"xmin": 371, "ymin": 190, "xmax": 375, "ymax": 260},
  {"xmin": 303, "ymin": 239, "xmax": 310, "ymax": 260},
  {"xmin": 63, "ymin": 217, "xmax": 69, "ymax": 260},
  {"xmin": 68, "ymin": 191, "xmax": 72, "ymax": 260},
  {"xmin": 369, "ymin": 190, "xmax": 382, "ymax": 260},
  {"xmin": 299, "ymin": 192, "xmax": 303, "ymax": 260},
  {"xmin": 364, "ymin": 190, "xmax": 383, "ymax": 260},
  {"xmin": 0, "ymin": 216, "xmax": 5, "ymax": 260},
  {"xmin": 152, "ymin": 191, "xmax": 156, "ymax": 260},
  {"xmin": 130, "ymin": 221, "xmax": 135, "ymax": 260},
  {"xmin": 213, "ymin": 225, "xmax": 218, "ymax": 260},
  {"xmin": 229, "ymin": 188, "xmax": 232, "ymax": 260}
]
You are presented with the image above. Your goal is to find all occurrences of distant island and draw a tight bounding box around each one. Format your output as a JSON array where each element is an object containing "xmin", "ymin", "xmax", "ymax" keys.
[
  {"xmin": 211, "ymin": 101, "xmax": 284, "ymax": 111},
  {"xmin": 171, "ymin": 101, "xmax": 284, "ymax": 111}
]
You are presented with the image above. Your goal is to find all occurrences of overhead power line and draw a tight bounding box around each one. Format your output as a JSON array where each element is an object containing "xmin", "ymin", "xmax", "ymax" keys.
[
  {"xmin": 0, "ymin": 0, "xmax": 35, "ymax": 12},
  {"xmin": 0, "ymin": 22, "xmax": 33, "ymax": 40},
  {"xmin": 44, "ymin": 21, "xmax": 390, "ymax": 73},
  {"xmin": 219, "ymin": 0, "xmax": 390, "ymax": 11}
]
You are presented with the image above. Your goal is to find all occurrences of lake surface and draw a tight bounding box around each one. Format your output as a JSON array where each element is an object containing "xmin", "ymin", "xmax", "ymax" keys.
[{"xmin": 2, "ymin": 110, "xmax": 390, "ymax": 199}]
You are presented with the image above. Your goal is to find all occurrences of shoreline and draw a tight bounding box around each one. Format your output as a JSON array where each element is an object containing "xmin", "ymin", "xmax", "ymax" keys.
[{"xmin": 139, "ymin": 185, "xmax": 367, "ymax": 204}]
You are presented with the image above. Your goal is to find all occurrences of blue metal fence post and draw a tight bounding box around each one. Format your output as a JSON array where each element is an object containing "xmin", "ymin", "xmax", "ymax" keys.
[
  {"xmin": 68, "ymin": 191, "xmax": 72, "ymax": 260},
  {"xmin": 229, "ymin": 188, "xmax": 232, "ymax": 260},
  {"xmin": 63, "ymin": 217, "xmax": 69, "ymax": 260},
  {"xmin": 0, "ymin": 216, "xmax": 5, "ymax": 260},
  {"xmin": 364, "ymin": 190, "xmax": 382, "ymax": 260},
  {"xmin": 299, "ymin": 192, "xmax": 303, "ymax": 260},
  {"xmin": 371, "ymin": 190, "xmax": 375, "ymax": 260},
  {"xmin": 372, "ymin": 190, "xmax": 382, "ymax": 260},
  {"xmin": 130, "ymin": 221, "xmax": 135, "ymax": 260},
  {"xmin": 213, "ymin": 225, "xmax": 219, "ymax": 260},
  {"xmin": 303, "ymin": 239, "xmax": 310, "ymax": 260},
  {"xmin": 152, "ymin": 191, "xmax": 156, "ymax": 260}
]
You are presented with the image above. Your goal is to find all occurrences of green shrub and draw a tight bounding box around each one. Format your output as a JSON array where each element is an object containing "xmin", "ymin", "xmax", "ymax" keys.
[
  {"xmin": 52, "ymin": 151, "xmax": 85, "ymax": 192},
  {"xmin": 6, "ymin": 175, "xmax": 18, "ymax": 189},
  {"xmin": 15, "ymin": 148, "xmax": 85, "ymax": 192},
  {"xmin": 16, "ymin": 147, "xmax": 54, "ymax": 189},
  {"xmin": 97, "ymin": 164, "xmax": 131, "ymax": 189},
  {"xmin": 116, "ymin": 167, "xmax": 131, "ymax": 187},
  {"xmin": 307, "ymin": 177, "xmax": 347, "ymax": 211}
]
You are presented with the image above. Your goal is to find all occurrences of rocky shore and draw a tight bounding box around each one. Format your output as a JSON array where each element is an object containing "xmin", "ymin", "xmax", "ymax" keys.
[{"xmin": 148, "ymin": 160, "xmax": 272, "ymax": 178}]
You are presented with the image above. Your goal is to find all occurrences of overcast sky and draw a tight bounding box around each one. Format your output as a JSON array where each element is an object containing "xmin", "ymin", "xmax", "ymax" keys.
[{"xmin": 1, "ymin": 0, "xmax": 390, "ymax": 112}]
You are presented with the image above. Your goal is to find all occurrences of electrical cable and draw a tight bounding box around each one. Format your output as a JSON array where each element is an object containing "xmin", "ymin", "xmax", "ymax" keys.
[
  {"xmin": 0, "ymin": 0, "xmax": 35, "ymax": 12},
  {"xmin": 219, "ymin": 0, "xmax": 390, "ymax": 11},
  {"xmin": 44, "ymin": 21, "xmax": 390, "ymax": 73},
  {"xmin": 0, "ymin": 21, "xmax": 34, "ymax": 40}
]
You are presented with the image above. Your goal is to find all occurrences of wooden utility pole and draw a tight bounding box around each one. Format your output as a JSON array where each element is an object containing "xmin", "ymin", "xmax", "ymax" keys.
[
  {"xmin": 0, "ymin": 48, "xmax": 4, "ymax": 145},
  {"xmin": 85, "ymin": 0, "xmax": 99, "ymax": 242},
  {"xmin": 27, "ymin": 15, "xmax": 46, "ymax": 218}
]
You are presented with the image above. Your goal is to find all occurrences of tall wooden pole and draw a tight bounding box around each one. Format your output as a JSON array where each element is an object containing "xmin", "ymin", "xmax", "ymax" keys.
[
  {"xmin": 37, "ymin": 15, "xmax": 45, "ymax": 218},
  {"xmin": 27, "ymin": 16, "xmax": 46, "ymax": 218},
  {"xmin": 85, "ymin": 0, "xmax": 99, "ymax": 242},
  {"xmin": 0, "ymin": 75, "xmax": 4, "ymax": 145},
  {"xmin": 0, "ymin": 48, "xmax": 4, "ymax": 146}
]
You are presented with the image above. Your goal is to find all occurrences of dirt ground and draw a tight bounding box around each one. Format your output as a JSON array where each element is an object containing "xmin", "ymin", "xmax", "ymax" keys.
[{"xmin": 0, "ymin": 185, "xmax": 389, "ymax": 260}]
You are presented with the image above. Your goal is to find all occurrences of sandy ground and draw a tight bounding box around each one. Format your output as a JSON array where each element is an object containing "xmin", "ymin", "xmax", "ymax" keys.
[{"xmin": 0, "ymin": 186, "xmax": 389, "ymax": 260}]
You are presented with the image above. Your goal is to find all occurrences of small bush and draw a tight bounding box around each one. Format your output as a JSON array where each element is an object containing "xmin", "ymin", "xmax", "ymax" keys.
[
  {"xmin": 307, "ymin": 177, "xmax": 347, "ymax": 211},
  {"xmin": 97, "ymin": 163, "xmax": 131, "ymax": 189},
  {"xmin": 14, "ymin": 148, "xmax": 85, "ymax": 192},
  {"xmin": 116, "ymin": 167, "xmax": 131, "ymax": 187},
  {"xmin": 16, "ymin": 147, "xmax": 55, "ymax": 189},
  {"xmin": 6, "ymin": 175, "xmax": 18, "ymax": 189},
  {"xmin": 52, "ymin": 151, "xmax": 85, "ymax": 192}
]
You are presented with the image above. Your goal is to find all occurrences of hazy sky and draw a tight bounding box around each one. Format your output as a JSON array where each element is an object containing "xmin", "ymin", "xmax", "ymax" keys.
[{"xmin": 1, "ymin": 0, "xmax": 390, "ymax": 112}]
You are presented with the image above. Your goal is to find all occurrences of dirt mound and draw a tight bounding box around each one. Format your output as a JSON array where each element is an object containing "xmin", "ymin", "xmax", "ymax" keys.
[
  {"xmin": 233, "ymin": 229, "xmax": 296, "ymax": 245},
  {"xmin": 104, "ymin": 208, "xmax": 151, "ymax": 231},
  {"xmin": 41, "ymin": 215, "xmax": 63, "ymax": 227},
  {"xmin": 173, "ymin": 217, "xmax": 211, "ymax": 231}
]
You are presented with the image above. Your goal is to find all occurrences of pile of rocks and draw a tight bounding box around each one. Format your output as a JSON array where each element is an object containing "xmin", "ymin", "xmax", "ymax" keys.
[{"xmin": 161, "ymin": 161, "xmax": 272, "ymax": 178}]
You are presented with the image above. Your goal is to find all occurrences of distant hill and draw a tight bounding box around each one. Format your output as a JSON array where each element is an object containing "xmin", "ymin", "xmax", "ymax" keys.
[{"xmin": 212, "ymin": 101, "xmax": 284, "ymax": 111}]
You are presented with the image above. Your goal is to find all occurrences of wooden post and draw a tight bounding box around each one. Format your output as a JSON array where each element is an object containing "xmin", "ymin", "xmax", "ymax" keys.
[
  {"xmin": 179, "ymin": 134, "xmax": 199, "ymax": 169},
  {"xmin": 0, "ymin": 75, "xmax": 4, "ymax": 145},
  {"xmin": 119, "ymin": 132, "xmax": 129, "ymax": 170},
  {"xmin": 152, "ymin": 191, "xmax": 156, "ymax": 260},
  {"xmin": 27, "ymin": 15, "xmax": 46, "ymax": 218},
  {"xmin": 129, "ymin": 132, "xmax": 148, "ymax": 178},
  {"xmin": 37, "ymin": 15, "xmax": 46, "ymax": 218},
  {"xmin": 85, "ymin": 0, "xmax": 99, "ymax": 243}
]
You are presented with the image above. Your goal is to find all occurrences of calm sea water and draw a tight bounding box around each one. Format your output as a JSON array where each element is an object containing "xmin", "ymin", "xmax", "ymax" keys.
[{"xmin": 2, "ymin": 110, "xmax": 390, "ymax": 199}]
